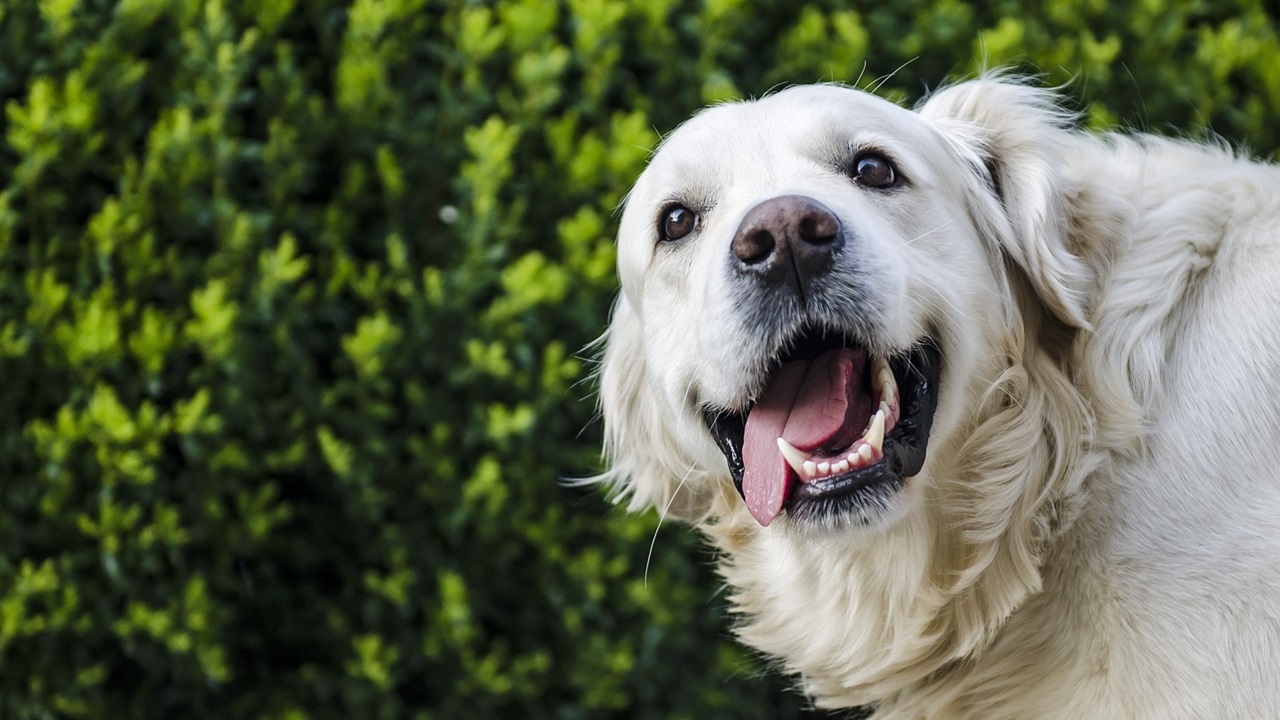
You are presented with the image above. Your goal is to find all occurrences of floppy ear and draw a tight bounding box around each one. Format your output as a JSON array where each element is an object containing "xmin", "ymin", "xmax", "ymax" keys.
[
  {"xmin": 596, "ymin": 296, "xmax": 710, "ymax": 521},
  {"xmin": 918, "ymin": 77, "xmax": 1097, "ymax": 329}
]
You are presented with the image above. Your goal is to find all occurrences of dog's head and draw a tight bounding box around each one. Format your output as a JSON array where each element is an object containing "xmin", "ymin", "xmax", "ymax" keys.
[{"xmin": 598, "ymin": 78, "xmax": 1112, "ymax": 704}]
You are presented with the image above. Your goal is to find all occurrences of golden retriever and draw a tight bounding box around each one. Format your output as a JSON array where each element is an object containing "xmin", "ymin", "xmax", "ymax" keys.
[{"xmin": 597, "ymin": 77, "xmax": 1280, "ymax": 718}]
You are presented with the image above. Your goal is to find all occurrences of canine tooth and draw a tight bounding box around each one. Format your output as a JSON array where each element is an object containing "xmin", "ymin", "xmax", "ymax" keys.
[
  {"xmin": 777, "ymin": 437, "xmax": 813, "ymax": 476},
  {"xmin": 818, "ymin": 461, "xmax": 831, "ymax": 475},
  {"xmin": 872, "ymin": 356, "xmax": 890, "ymax": 378},
  {"xmin": 875, "ymin": 359, "xmax": 892, "ymax": 380},
  {"xmin": 803, "ymin": 460, "xmax": 817, "ymax": 477},
  {"xmin": 880, "ymin": 400, "xmax": 891, "ymax": 417},
  {"xmin": 864, "ymin": 409, "xmax": 886, "ymax": 453},
  {"xmin": 876, "ymin": 360, "xmax": 898, "ymax": 405},
  {"xmin": 880, "ymin": 372, "xmax": 897, "ymax": 403}
]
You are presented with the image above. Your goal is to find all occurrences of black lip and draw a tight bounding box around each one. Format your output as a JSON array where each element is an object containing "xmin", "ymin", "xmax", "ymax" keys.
[{"xmin": 705, "ymin": 340, "xmax": 942, "ymax": 524}]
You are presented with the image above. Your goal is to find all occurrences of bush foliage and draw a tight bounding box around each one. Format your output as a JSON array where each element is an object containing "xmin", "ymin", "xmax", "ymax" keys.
[{"xmin": 3, "ymin": 0, "xmax": 1280, "ymax": 717}]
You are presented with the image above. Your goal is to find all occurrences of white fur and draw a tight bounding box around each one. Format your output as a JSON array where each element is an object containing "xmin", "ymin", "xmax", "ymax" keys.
[{"xmin": 598, "ymin": 76, "xmax": 1280, "ymax": 718}]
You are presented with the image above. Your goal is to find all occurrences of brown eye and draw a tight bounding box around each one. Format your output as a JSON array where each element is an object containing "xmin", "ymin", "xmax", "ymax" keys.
[
  {"xmin": 853, "ymin": 154, "xmax": 898, "ymax": 189},
  {"xmin": 660, "ymin": 205, "xmax": 697, "ymax": 242}
]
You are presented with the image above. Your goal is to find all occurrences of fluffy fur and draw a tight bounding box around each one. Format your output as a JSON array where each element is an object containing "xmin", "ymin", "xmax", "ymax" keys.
[{"xmin": 597, "ymin": 76, "xmax": 1280, "ymax": 719}]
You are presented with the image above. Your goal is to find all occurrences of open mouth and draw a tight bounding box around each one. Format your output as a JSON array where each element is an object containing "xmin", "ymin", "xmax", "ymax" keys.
[{"xmin": 705, "ymin": 327, "xmax": 942, "ymax": 527}]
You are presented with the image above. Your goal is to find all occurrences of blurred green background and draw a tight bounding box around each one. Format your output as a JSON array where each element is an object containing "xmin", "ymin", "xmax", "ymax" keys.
[{"xmin": 3, "ymin": 0, "xmax": 1280, "ymax": 718}]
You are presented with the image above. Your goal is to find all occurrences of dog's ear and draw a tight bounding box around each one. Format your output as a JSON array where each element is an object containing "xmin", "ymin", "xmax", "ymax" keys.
[
  {"xmin": 918, "ymin": 77, "xmax": 1096, "ymax": 329},
  {"xmin": 596, "ymin": 296, "xmax": 710, "ymax": 521}
]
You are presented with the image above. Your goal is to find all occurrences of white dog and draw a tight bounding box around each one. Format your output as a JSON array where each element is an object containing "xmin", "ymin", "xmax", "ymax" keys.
[{"xmin": 597, "ymin": 76, "xmax": 1280, "ymax": 719}]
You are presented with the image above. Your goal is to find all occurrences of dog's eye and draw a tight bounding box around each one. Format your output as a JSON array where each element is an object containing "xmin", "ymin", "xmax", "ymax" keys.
[
  {"xmin": 852, "ymin": 154, "xmax": 898, "ymax": 189},
  {"xmin": 660, "ymin": 205, "xmax": 698, "ymax": 242}
]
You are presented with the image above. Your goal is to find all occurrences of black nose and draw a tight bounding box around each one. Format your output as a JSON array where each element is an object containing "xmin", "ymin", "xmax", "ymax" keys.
[{"xmin": 731, "ymin": 195, "xmax": 842, "ymax": 291}]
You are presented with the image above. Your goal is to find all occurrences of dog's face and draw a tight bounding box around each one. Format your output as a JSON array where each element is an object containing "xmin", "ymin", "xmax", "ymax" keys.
[
  {"xmin": 618, "ymin": 86, "xmax": 989, "ymax": 530},
  {"xmin": 601, "ymin": 80, "xmax": 1107, "ymax": 702},
  {"xmin": 600, "ymin": 78, "xmax": 1112, "ymax": 704},
  {"xmin": 605, "ymin": 82, "xmax": 1093, "ymax": 531}
]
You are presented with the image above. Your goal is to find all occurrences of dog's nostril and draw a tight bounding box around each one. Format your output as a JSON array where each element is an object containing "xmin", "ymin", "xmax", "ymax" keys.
[
  {"xmin": 799, "ymin": 211, "xmax": 839, "ymax": 244},
  {"xmin": 733, "ymin": 228, "xmax": 777, "ymax": 264}
]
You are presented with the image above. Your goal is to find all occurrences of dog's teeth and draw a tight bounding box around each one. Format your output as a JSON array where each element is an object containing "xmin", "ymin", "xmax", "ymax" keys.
[
  {"xmin": 864, "ymin": 409, "xmax": 885, "ymax": 453},
  {"xmin": 872, "ymin": 356, "xmax": 890, "ymax": 379},
  {"xmin": 776, "ymin": 437, "xmax": 813, "ymax": 476},
  {"xmin": 874, "ymin": 357, "xmax": 898, "ymax": 405},
  {"xmin": 775, "ymin": 403, "xmax": 888, "ymax": 481}
]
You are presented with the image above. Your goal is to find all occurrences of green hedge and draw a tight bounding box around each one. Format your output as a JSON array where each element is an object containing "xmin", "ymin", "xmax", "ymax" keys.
[{"xmin": 2, "ymin": 0, "xmax": 1279, "ymax": 718}]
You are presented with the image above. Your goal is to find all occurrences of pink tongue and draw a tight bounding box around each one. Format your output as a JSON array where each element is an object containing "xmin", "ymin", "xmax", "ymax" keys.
[{"xmin": 741, "ymin": 349, "xmax": 865, "ymax": 526}]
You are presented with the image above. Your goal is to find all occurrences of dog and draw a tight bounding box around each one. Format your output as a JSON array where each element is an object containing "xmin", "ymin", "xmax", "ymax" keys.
[{"xmin": 596, "ymin": 76, "xmax": 1280, "ymax": 719}]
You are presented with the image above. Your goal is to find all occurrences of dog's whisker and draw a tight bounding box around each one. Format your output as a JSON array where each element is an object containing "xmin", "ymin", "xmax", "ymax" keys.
[
  {"xmin": 644, "ymin": 463, "xmax": 696, "ymax": 588},
  {"xmin": 870, "ymin": 57, "xmax": 919, "ymax": 94},
  {"xmin": 901, "ymin": 216, "xmax": 959, "ymax": 247},
  {"xmin": 910, "ymin": 286, "xmax": 977, "ymax": 324}
]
